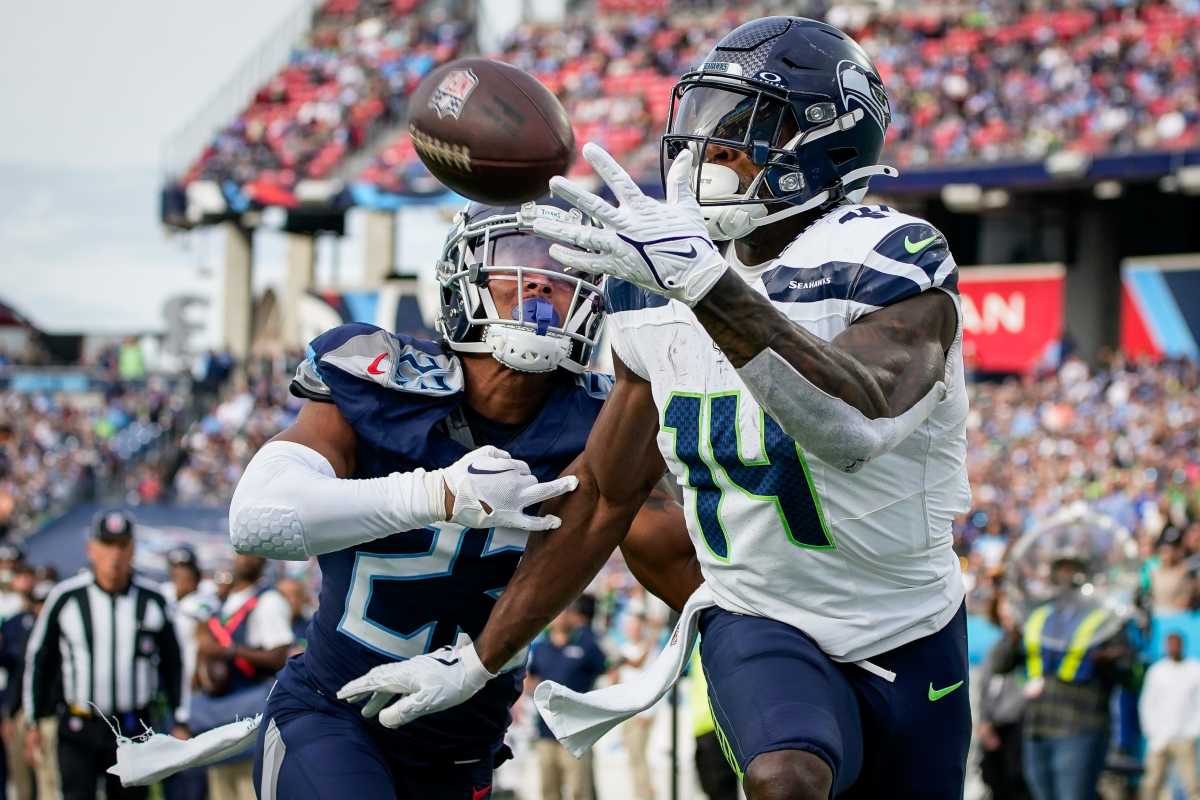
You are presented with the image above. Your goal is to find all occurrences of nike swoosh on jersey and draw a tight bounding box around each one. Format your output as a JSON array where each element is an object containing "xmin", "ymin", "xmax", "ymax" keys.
[
  {"xmin": 433, "ymin": 655, "xmax": 460, "ymax": 666},
  {"xmin": 366, "ymin": 352, "xmax": 388, "ymax": 375},
  {"xmin": 904, "ymin": 234, "xmax": 939, "ymax": 254},
  {"xmin": 467, "ymin": 465, "xmax": 514, "ymax": 475},
  {"xmin": 928, "ymin": 680, "xmax": 964, "ymax": 701}
]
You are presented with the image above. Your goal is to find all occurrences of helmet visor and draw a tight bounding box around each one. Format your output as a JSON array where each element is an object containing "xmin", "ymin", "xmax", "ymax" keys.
[
  {"xmin": 472, "ymin": 232, "xmax": 574, "ymax": 282},
  {"xmin": 670, "ymin": 84, "xmax": 792, "ymax": 151},
  {"xmin": 664, "ymin": 80, "xmax": 802, "ymax": 206}
]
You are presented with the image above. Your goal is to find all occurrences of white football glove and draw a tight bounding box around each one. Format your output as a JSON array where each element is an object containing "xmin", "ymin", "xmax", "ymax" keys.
[
  {"xmin": 438, "ymin": 445, "xmax": 577, "ymax": 531},
  {"xmin": 337, "ymin": 637, "xmax": 495, "ymax": 729},
  {"xmin": 534, "ymin": 143, "xmax": 729, "ymax": 307}
]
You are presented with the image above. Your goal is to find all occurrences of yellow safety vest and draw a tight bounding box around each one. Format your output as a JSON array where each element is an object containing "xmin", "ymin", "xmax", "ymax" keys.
[{"xmin": 1024, "ymin": 603, "xmax": 1112, "ymax": 683}]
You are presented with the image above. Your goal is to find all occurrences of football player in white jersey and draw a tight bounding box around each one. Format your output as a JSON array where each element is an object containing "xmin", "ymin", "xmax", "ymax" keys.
[{"xmin": 341, "ymin": 17, "xmax": 971, "ymax": 799}]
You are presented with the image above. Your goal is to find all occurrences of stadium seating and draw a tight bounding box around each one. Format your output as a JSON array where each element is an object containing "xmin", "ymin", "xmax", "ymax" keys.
[
  {"xmin": 355, "ymin": 0, "xmax": 1200, "ymax": 195},
  {"xmin": 173, "ymin": 0, "xmax": 1199, "ymax": 203},
  {"xmin": 0, "ymin": 376, "xmax": 184, "ymax": 540},
  {"xmin": 179, "ymin": 0, "xmax": 468, "ymax": 207}
]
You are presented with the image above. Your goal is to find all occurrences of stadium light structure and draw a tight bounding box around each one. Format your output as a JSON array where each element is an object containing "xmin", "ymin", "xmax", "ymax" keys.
[
  {"xmin": 1175, "ymin": 165, "xmax": 1200, "ymax": 195},
  {"xmin": 942, "ymin": 183, "xmax": 983, "ymax": 213},
  {"xmin": 1045, "ymin": 151, "xmax": 1091, "ymax": 179},
  {"xmin": 982, "ymin": 189, "xmax": 1010, "ymax": 210}
]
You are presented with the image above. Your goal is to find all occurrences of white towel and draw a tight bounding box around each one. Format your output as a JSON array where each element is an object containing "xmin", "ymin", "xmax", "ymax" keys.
[
  {"xmin": 107, "ymin": 716, "xmax": 261, "ymax": 786},
  {"xmin": 534, "ymin": 584, "xmax": 716, "ymax": 757}
]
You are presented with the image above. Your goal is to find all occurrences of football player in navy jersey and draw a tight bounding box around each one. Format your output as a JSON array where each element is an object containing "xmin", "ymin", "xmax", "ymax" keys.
[{"xmin": 228, "ymin": 199, "xmax": 697, "ymax": 799}]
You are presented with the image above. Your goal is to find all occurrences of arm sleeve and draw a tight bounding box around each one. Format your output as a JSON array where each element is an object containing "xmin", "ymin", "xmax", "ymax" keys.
[
  {"xmin": 153, "ymin": 599, "xmax": 188, "ymax": 723},
  {"xmin": 24, "ymin": 596, "xmax": 64, "ymax": 721},
  {"xmin": 229, "ymin": 440, "xmax": 446, "ymax": 560}
]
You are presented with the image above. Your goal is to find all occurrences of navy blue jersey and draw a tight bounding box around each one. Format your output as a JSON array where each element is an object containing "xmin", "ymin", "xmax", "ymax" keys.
[{"xmin": 284, "ymin": 323, "xmax": 610, "ymax": 765}]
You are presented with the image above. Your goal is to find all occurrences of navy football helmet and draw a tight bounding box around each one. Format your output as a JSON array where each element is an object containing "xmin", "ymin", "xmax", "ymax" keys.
[
  {"xmin": 661, "ymin": 16, "xmax": 898, "ymax": 241},
  {"xmin": 436, "ymin": 199, "xmax": 606, "ymax": 374}
]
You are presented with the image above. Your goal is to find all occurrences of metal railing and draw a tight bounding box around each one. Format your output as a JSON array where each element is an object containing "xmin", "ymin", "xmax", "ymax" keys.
[{"xmin": 161, "ymin": 0, "xmax": 322, "ymax": 178}]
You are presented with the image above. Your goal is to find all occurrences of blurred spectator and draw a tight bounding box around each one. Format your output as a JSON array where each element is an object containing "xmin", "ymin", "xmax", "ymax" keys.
[
  {"xmin": 526, "ymin": 598, "xmax": 607, "ymax": 800},
  {"xmin": 274, "ymin": 576, "xmax": 312, "ymax": 653},
  {"xmin": 162, "ymin": 546, "xmax": 216, "ymax": 800},
  {"xmin": 0, "ymin": 565, "xmax": 40, "ymax": 800},
  {"xmin": 616, "ymin": 613, "xmax": 658, "ymax": 800},
  {"xmin": 192, "ymin": 554, "xmax": 292, "ymax": 800},
  {"xmin": 976, "ymin": 588, "xmax": 1031, "ymax": 800},
  {"xmin": 1148, "ymin": 528, "xmax": 1197, "ymax": 614},
  {"xmin": 172, "ymin": 367, "xmax": 301, "ymax": 506},
  {"xmin": 117, "ymin": 338, "xmax": 146, "ymax": 383},
  {"xmin": 0, "ymin": 543, "xmax": 25, "ymax": 620},
  {"xmin": 993, "ymin": 551, "xmax": 1134, "ymax": 800},
  {"xmin": 1138, "ymin": 631, "xmax": 1200, "ymax": 799}
]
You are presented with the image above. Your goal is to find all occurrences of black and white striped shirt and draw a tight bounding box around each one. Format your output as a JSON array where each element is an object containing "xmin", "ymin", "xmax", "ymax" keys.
[{"xmin": 23, "ymin": 572, "xmax": 187, "ymax": 723}]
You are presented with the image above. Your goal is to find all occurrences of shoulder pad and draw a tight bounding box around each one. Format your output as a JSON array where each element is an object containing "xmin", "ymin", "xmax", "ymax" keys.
[
  {"xmin": 293, "ymin": 323, "xmax": 463, "ymax": 398},
  {"xmin": 576, "ymin": 372, "xmax": 614, "ymax": 400},
  {"xmin": 603, "ymin": 279, "xmax": 668, "ymax": 314},
  {"xmin": 853, "ymin": 212, "xmax": 957, "ymax": 307},
  {"xmin": 770, "ymin": 205, "xmax": 957, "ymax": 311}
]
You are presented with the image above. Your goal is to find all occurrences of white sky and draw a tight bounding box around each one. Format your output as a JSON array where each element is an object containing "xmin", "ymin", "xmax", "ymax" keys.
[
  {"xmin": 0, "ymin": 0, "xmax": 304, "ymax": 169},
  {"xmin": 0, "ymin": 0, "xmax": 305, "ymax": 335}
]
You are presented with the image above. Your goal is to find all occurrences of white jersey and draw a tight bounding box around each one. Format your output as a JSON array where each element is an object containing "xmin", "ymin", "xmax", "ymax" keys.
[{"xmin": 606, "ymin": 203, "xmax": 971, "ymax": 662}]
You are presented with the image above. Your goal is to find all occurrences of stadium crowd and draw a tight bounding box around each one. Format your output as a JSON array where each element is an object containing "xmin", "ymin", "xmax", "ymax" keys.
[
  {"xmin": 0, "ymin": 381, "xmax": 185, "ymax": 542},
  {"xmin": 2, "ymin": 348, "xmax": 1200, "ymax": 796},
  {"xmin": 959, "ymin": 354, "xmax": 1200, "ymax": 592},
  {"xmin": 355, "ymin": 0, "xmax": 1200, "ymax": 194},
  {"xmin": 180, "ymin": 0, "xmax": 470, "ymax": 204}
]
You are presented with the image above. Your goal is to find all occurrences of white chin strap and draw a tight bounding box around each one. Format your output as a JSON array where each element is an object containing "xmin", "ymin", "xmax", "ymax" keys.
[
  {"xmin": 697, "ymin": 163, "xmax": 899, "ymax": 242},
  {"xmin": 484, "ymin": 326, "xmax": 571, "ymax": 373}
]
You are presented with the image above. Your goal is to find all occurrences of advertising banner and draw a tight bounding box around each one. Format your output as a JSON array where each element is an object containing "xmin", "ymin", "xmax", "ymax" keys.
[{"xmin": 958, "ymin": 264, "xmax": 1065, "ymax": 374}]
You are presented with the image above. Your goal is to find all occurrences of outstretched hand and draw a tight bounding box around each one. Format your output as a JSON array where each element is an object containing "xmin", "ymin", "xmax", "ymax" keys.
[
  {"xmin": 534, "ymin": 143, "xmax": 728, "ymax": 307},
  {"xmin": 338, "ymin": 638, "xmax": 495, "ymax": 729}
]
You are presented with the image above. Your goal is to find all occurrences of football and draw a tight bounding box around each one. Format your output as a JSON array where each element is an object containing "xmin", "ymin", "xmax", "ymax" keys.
[{"xmin": 408, "ymin": 58, "xmax": 575, "ymax": 205}]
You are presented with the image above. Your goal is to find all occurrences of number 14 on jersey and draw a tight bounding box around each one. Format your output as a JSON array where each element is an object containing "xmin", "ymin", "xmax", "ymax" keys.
[{"xmin": 662, "ymin": 391, "xmax": 836, "ymax": 560}]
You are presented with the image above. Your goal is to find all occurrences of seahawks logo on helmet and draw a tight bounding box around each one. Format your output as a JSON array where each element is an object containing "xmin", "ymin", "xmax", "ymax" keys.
[{"xmin": 837, "ymin": 60, "xmax": 890, "ymax": 134}]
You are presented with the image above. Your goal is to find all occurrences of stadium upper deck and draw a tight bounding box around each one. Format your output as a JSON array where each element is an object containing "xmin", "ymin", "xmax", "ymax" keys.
[{"xmin": 164, "ymin": 0, "xmax": 1200, "ymax": 222}]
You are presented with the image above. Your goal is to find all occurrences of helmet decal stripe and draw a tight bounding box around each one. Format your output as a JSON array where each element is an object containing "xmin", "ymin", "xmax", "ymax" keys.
[{"xmin": 836, "ymin": 60, "xmax": 889, "ymax": 134}]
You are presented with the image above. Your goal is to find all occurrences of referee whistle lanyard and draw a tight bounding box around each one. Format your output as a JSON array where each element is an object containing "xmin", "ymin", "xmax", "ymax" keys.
[{"xmin": 207, "ymin": 595, "xmax": 259, "ymax": 678}]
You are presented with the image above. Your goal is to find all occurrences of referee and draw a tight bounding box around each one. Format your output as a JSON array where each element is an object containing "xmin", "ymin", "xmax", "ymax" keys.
[{"xmin": 23, "ymin": 511, "xmax": 189, "ymax": 800}]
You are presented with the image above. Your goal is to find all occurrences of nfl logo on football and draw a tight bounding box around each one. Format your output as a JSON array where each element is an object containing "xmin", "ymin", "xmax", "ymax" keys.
[{"xmin": 429, "ymin": 68, "xmax": 479, "ymax": 120}]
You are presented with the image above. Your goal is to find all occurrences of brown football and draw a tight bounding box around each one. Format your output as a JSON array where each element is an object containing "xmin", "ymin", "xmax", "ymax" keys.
[{"xmin": 408, "ymin": 58, "xmax": 574, "ymax": 204}]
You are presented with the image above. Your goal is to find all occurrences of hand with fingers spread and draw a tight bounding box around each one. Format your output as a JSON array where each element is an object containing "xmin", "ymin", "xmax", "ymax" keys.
[
  {"xmin": 535, "ymin": 143, "xmax": 729, "ymax": 306},
  {"xmin": 441, "ymin": 445, "xmax": 578, "ymax": 531},
  {"xmin": 338, "ymin": 637, "xmax": 495, "ymax": 729}
]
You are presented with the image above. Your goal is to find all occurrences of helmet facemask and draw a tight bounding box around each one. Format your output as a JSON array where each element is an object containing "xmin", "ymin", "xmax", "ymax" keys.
[
  {"xmin": 661, "ymin": 70, "xmax": 898, "ymax": 242},
  {"xmin": 436, "ymin": 202, "xmax": 605, "ymax": 374}
]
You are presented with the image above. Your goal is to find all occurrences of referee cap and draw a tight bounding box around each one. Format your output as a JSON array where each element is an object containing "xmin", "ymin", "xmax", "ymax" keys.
[{"xmin": 92, "ymin": 510, "xmax": 136, "ymax": 542}]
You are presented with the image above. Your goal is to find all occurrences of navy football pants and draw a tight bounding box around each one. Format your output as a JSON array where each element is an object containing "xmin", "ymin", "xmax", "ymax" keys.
[
  {"xmin": 252, "ymin": 677, "xmax": 494, "ymax": 800},
  {"xmin": 699, "ymin": 603, "xmax": 971, "ymax": 798}
]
